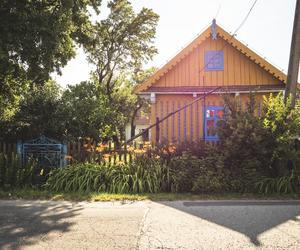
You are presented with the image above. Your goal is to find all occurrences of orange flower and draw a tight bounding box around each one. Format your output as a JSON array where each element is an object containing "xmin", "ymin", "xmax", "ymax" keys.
[{"xmin": 65, "ymin": 155, "xmax": 73, "ymax": 160}]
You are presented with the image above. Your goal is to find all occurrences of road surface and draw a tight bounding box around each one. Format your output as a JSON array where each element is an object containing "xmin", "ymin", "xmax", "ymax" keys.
[{"xmin": 1, "ymin": 199, "xmax": 300, "ymax": 249}]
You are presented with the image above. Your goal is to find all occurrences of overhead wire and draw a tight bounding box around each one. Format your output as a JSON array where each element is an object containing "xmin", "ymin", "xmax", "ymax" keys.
[
  {"xmin": 127, "ymin": 0, "xmax": 260, "ymax": 144},
  {"xmin": 199, "ymin": 0, "xmax": 259, "ymax": 76}
]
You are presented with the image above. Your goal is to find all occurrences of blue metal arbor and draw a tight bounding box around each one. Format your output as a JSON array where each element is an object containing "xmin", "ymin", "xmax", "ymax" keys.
[{"xmin": 17, "ymin": 135, "xmax": 67, "ymax": 168}]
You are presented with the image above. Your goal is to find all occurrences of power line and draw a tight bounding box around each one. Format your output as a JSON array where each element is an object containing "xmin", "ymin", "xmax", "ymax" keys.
[
  {"xmin": 200, "ymin": 0, "xmax": 259, "ymax": 75},
  {"xmin": 214, "ymin": 4, "xmax": 222, "ymax": 19},
  {"xmin": 233, "ymin": 0, "xmax": 259, "ymax": 35},
  {"xmin": 128, "ymin": 0, "xmax": 260, "ymax": 144}
]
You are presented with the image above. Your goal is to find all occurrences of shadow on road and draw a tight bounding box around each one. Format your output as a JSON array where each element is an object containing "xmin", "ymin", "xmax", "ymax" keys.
[
  {"xmin": 0, "ymin": 200, "xmax": 83, "ymax": 250},
  {"xmin": 160, "ymin": 200, "xmax": 300, "ymax": 246}
]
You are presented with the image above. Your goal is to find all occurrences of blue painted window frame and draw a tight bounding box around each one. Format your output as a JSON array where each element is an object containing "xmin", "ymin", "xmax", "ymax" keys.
[
  {"xmin": 204, "ymin": 50, "xmax": 224, "ymax": 71},
  {"xmin": 204, "ymin": 106, "xmax": 224, "ymax": 141}
]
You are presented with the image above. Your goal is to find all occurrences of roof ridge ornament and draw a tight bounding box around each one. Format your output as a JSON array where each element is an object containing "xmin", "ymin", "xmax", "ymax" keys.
[{"xmin": 211, "ymin": 19, "xmax": 217, "ymax": 40}]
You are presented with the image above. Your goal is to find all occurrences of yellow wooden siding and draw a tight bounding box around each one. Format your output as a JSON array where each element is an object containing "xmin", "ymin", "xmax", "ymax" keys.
[
  {"xmin": 147, "ymin": 33, "xmax": 284, "ymax": 143},
  {"xmin": 151, "ymin": 94, "xmax": 270, "ymax": 143},
  {"xmin": 154, "ymin": 36, "xmax": 282, "ymax": 88}
]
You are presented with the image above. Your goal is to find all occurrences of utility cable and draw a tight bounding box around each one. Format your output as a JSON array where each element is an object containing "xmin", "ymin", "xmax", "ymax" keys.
[{"xmin": 127, "ymin": 0, "xmax": 260, "ymax": 144}]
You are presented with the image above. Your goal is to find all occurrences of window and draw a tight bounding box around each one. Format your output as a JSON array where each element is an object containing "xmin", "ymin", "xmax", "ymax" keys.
[
  {"xmin": 204, "ymin": 106, "xmax": 224, "ymax": 141},
  {"xmin": 204, "ymin": 50, "xmax": 224, "ymax": 71}
]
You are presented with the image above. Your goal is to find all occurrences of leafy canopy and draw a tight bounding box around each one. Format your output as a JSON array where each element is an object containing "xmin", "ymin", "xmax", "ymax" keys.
[
  {"xmin": 85, "ymin": 0, "xmax": 159, "ymax": 100},
  {"xmin": 0, "ymin": 0, "xmax": 101, "ymax": 83},
  {"xmin": 0, "ymin": 0, "xmax": 102, "ymax": 121}
]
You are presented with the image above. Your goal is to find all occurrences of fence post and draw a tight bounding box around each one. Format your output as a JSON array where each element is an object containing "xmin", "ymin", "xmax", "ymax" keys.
[
  {"xmin": 108, "ymin": 141, "xmax": 112, "ymax": 164},
  {"xmin": 124, "ymin": 142, "xmax": 127, "ymax": 164},
  {"xmin": 113, "ymin": 142, "xmax": 117, "ymax": 164},
  {"xmin": 62, "ymin": 144, "xmax": 68, "ymax": 167},
  {"xmin": 155, "ymin": 117, "xmax": 160, "ymax": 144}
]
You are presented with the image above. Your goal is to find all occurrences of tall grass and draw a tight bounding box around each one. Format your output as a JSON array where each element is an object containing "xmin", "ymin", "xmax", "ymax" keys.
[
  {"xmin": 0, "ymin": 153, "xmax": 36, "ymax": 188},
  {"xmin": 255, "ymin": 170, "xmax": 300, "ymax": 194},
  {"xmin": 45, "ymin": 157, "xmax": 170, "ymax": 194}
]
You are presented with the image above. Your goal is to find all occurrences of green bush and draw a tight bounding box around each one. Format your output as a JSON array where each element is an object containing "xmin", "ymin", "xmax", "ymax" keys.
[
  {"xmin": 216, "ymin": 93, "xmax": 300, "ymax": 193},
  {"xmin": 45, "ymin": 157, "xmax": 170, "ymax": 194},
  {"xmin": 252, "ymin": 94, "xmax": 300, "ymax": 194},
  {"xmin": 192, "ymin": 173, "xmax": 224, "ymax": 193},
  {"xmin": 168, "ymin": 152, "xmax": 228, "ymax": 193},
  {"xmin": 255, "ymin": 170, "xmax": 300, "ymax": 194},
  {"xmin": 168, "ymin": 153, "xmax": 200, "ymax": 192},
  {"xmin": 0, "ymin": 153, "xmax": 37, "ymax": 188}
]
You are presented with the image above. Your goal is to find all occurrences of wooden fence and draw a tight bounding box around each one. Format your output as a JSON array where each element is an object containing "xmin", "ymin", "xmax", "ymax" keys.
[
  {"xmin": 66, "ymin": 140, "xmax": 153, "ymax": 164},
  {"xmin": 0, "ymin": 140, "xmax": 153, "ymax": 165},
  {"xmin": 0, "ymin": 139, "xmax": 216, "ymax": 165},
  {"xmin": 0, "ymin": 142, "xmax": 17, "ymax": 155}
]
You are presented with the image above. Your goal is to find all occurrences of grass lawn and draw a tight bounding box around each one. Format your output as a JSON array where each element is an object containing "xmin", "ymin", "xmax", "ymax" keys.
[{"xmin": 1, "ymin": 188, "xmax": 300, "ymax": 202}]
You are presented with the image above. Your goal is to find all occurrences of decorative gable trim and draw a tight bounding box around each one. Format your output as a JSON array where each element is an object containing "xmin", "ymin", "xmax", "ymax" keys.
[{"xmin": 135, "ymin": 22, "xmax": 288, "ymax": 93}]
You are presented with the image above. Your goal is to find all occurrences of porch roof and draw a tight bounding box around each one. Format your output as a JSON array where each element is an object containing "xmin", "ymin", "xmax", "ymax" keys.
[{"xmin": 144, "ymin": 85, "xmax": 285, "ymax": 94}]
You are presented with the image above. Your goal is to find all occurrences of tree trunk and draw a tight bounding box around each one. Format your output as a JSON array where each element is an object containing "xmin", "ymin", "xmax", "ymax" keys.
[{"xmin": 130, "ymin": 105, "xmax": 141, "ymax": 139}]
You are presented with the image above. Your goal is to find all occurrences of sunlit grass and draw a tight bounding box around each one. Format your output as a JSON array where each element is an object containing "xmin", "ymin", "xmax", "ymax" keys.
[{"xmin": 1, "ymin": 188, "xmax": 300, "ymax": 202}]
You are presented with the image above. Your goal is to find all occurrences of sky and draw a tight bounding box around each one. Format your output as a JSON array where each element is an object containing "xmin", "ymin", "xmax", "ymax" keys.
[{"xmin": 52, "ymin": 0, "xmax": 297, "ymax": 88}]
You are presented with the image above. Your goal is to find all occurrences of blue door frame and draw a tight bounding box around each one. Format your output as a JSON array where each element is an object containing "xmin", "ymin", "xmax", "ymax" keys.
[{"xmin": 203, "ymin": 106, "xmax": 224, "ymax": 141}]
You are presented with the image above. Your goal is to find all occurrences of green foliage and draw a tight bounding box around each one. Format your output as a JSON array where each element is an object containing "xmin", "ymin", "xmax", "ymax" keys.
[
  {"xmin": 192, "ymin": 174, "xmax": 224, "ymax": 193},
  {"xmin": 262, "ymin": 93, "xmax": 300, "ymax": 173},
  {"xmin": 0, "ymin": 81, "xmax": 66, "ymax": 141},
  {"xmin": 215, "ymin": 93, "xmax": 300, "ymax": 193},
  {"xmin": 0, "ymin": 0, "xmax": 101, "ymax": 84},
  {"xmin": 86, "ymin": 0, "xmax": 158, "ymax": 95},
  {"xmin": 168, "ymin": 153, "xmax": 200, "ymax": 192},
  {"xmin": 80, "ymin": 0, "xmax": 159, "ymax": 141},
  {"xmin": 0, "ymin": 73, "xmax": 30, "ymax": 121},
  {"xmin": 61, "ymin": 81, "xmax": 107, "ymax": 140},
  {"xmin": 0, "ymin": 0, "xmax": 101, "ymax": 120},
  {"xmin": 255, "ymin": 170, "xmax": 300, "ymax": 194},
  {"xmin": 167, "ymin": 151, "xmax": 228, "ymax": 193},
  {"xmin": 45, "ymin": 157, "xmax": 170, "ymax": 193},
  {"xmin": 0, "ymin": 153, "xmax": 37, "ymax": 189},
  {"xmin": 254, "ymin": 94, "xmax": 300, "ymax": 194},
  {"xmin": 61, "ymin": 78, "xmax": 138, "ymax": 141},
  {"xmin": 0, "ymin": 0, "xmax": 159, "ymax": 143}
]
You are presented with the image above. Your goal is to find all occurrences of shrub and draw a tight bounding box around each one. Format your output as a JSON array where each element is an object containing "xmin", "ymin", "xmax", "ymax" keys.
[
  {"xmin": 253, "ymin": 94, "xmax": 300, "ymax": 194},
  {"xmin": 0, "ymin": 153, "xmax": 37, "ymax": 189},
  {"xmin": 255, "ymin": 169, "xmax": 300, "ymax": 194},
  {"xmin": 153, "ymin": 141, "xmax": 214, "ymax": 164},
  {"xmin": 216, "ymin": 93, "xmax": 300, "ymax": 193},
  {"xmin": 168, "ymin": 151, "xmax": 228, "ymax": 193},
  {"xmin": 262, "ymin": 94, "xmax": 300, "ymax": 175},
  {"xmin": 45, "ymin": 157, "xmax": 170, "ymax": 194},
  {"xmin": 168, "ymin": 153, "xmax": 201, "ymax": 192},
  {"xmin": 215, "ymin": 94, "xmax": 274, "ymax": 192},
  {"xmin": 192, "ymin": 173, "xmax": 224, "ymax": 193}
]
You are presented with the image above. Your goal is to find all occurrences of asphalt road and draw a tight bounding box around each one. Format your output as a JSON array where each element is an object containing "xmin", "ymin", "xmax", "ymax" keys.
[{"xmin": 0, "ymin": 200, "xmax": 300, "ymax": 250}]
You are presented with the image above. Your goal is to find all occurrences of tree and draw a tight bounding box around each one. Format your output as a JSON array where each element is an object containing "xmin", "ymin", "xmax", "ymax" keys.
[
  {"xmin": 0, "ymin": 81, "xmax": 65, "ymax": 141},
  {"xmin": 0, "ymin": 0, "xmax": 159, "ymax": 143},
  {"xmin": 0, "ymin": 72, "xmax": 30, "ymax": 122},
  {"xmin": 0, "ymin": 0, "xmax": 101, "ymax": 84},
  {"xmin": 61, "ymin": 78, "xmax": 136, "ymax": 142},
  {"xmin": 85, "ymin": 0, "xmax": 159, "ymax": 103},
  {"xmin": 129, "ymin": 67, "xmax": 156, "ymax": 139},
  {"xmin": 61, "ymin": 81, "xmax": 106, "ymax": 141},
  {"xmin": 262, "ymin": 93, "xmax": 300, "ymax": 174},
  {"xmin": 0, "ymin": 0, "xmax": 101, "ymax": 121}
]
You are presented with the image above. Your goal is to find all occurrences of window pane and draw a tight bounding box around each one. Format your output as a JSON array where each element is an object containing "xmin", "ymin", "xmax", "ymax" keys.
[
  {"xmin": 204, "ymin": 50, "xmax": 224, "ymax": 71},
  {"xmin": 206, "ymin": 109, "xmax": 215, "ymax": 118},
  {"xmin": 216, "ymin": 109, "xmax": 224, "ymax": 119},
  {"xmin": 206, "ymin": 120, "xmax": 216, "ymax": 136}
]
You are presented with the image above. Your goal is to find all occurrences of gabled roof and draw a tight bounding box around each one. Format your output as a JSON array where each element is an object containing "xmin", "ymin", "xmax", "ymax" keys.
[{"xmin": 135, "ymin": 23, "xmax": 287, "ymax": 93}]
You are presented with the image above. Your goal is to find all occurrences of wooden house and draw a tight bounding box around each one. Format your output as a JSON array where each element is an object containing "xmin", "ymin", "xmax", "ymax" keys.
[{"xmin": 135, "ymin": 20, "xmax": 287, "ymax": 143}]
